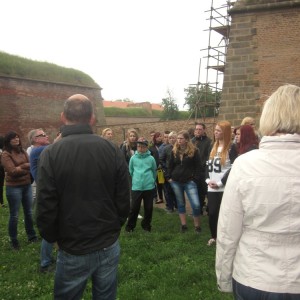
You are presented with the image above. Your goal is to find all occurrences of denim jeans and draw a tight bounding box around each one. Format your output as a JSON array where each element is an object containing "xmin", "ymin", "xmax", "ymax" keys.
[
  {"xmin": 40, "ymin": 239, "xmax": 54, "ymax": 267},
  {"xmin": 6, "ymin": 185, "xmax": 36, "ymax": 241},
  {"xmin": 170, "ymin": 180, "xmax": 201, "ymax": 216},
  {"xmin": 233, "ymin": 278, "xmax": 300, "ymax": 300},
  {"xmin": 54, "ymin": 239, "xmax": 120, "ymax": 300}
]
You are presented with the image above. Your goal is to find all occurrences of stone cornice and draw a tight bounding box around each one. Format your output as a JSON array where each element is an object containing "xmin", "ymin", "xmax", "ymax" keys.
[{"xmin": 231, "ymin": 0, "xmax": 300, "ymax": 14}]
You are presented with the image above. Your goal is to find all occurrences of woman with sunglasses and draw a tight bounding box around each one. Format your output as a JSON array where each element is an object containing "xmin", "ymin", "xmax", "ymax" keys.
[{"xmin": 1, "ymin": 131, "xmax": 37, "ymax": 250}]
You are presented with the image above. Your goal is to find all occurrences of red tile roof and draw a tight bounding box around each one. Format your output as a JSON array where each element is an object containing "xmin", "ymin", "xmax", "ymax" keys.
[{"xmin": 103, "ymin": 100, "xmax": 163, "ymax": 111}]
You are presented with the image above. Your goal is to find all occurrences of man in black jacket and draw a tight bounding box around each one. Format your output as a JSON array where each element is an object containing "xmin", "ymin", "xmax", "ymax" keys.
[
  {"xmin": 36, "ymin": 94, "xmax": 130, "ymax": 299},
  {"xmin": 191, "ymin": 123, "xmax": 212, "ymax": 215}
]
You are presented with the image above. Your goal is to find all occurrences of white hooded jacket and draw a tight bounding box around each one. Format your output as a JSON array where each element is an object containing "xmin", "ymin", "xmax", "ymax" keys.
[{"xmin": 216, "ymin": 134, "xmax": 300, "ymax": 294}]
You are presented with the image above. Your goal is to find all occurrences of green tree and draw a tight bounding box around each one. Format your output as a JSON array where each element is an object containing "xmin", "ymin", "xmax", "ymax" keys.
[
  {"xmin": 184, "ymin": 84, "xmax": 221, "ymax": 119},
  {"xmin": 161, "ymin": 89, "xmax": 179, "ymax": 120}
]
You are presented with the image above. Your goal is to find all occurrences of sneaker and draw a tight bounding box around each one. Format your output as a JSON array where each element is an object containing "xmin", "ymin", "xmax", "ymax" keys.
[
  {"xmin": 194, "ymin": 226, "xmax": 202, "ymax": 233},
  {"xmin": 207, "ymin": 238, "xmax": 216, "ymax": 246},
  {"xmin": 181, "ymin": 224, "xmax": 188, "ymax": 233},
  {"xmin": 11, "ymin": 240, "xmax": 20, "ymax": 250},
  {"xmin": 40, "ymin": 263, "xmax": 56, "ymax": 273},
  {"xmin": 155, "ymin": 199, "xmax": 163, "ymax": 204}
]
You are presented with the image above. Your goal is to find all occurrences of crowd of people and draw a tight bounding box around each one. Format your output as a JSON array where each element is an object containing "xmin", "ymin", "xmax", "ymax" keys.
[{"xmin": 0, "ymin": 83, "xmax": 300, "ymax": 299}]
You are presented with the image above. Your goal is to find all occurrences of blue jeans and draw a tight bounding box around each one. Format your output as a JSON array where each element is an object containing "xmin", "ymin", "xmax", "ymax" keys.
[
  {"xmin": 54, "ymin": 239, "xmax": 120, "ymax": 300},
  {"xmin": 170, "ymin": 180, "xmax": 201, "ymax": 216},
  {"xmin": 233, "ymin": 278, "xmax": 300, "ymax": 300},
  {"xmin": 41, "ymin": 239, "xmax": 54, "ymax": 267},
  {"xmin": 6, "ymin": 185, "xmax": 36, "ymax": 241}
]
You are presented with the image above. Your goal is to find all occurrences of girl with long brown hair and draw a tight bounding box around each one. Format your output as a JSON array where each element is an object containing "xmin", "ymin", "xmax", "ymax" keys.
[
  {"xmin": 206, "ymin": 121, "xmax": 237, "ymax": 246},
  {"xmin": 166, "ymin": 130, "xmax": 202, "ymax": 233}
]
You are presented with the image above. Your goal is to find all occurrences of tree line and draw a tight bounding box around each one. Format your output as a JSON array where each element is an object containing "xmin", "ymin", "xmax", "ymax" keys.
[{"xmin": 161, "ymin": 84, "xmax": 221, "ymax": 120}]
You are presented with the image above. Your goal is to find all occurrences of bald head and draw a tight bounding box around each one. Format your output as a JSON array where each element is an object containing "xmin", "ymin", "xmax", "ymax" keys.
[
  {"xmin": 63, "ymin": 94, "xmax": 93, "ymax": 124},
  {"xmin": 67, "ymin": 94, "xmax": 89, "ymax": 101}
]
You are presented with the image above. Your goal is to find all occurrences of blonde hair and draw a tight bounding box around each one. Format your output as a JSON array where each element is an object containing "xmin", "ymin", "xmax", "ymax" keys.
[
  {"xmin": 210, "ymin": 121, "xmax": 232, "ymax": 165},
  {"xmin": 126, "ymin": 128, "xmax": 138, "ymax": 145},
  {"xmin": 127, "ymin": 128, "xmax": 138, "ymax": 138},
  {"xmin": 168, "ymin": 131, "xmax": 177, "ymax": 138},
  {"xmin": 260, "ymin": 84, "xmax": 300, "ymax": 136},
  {"xmin": 241, "ymin": 117, "xmax": 255, "ymax": 126},
  {"xmin": 101, "ymin": 128, "xmax": 112, "ymax": 137},
  {"xmin": 172, "ymin": 130, "xmax": 196, "ymax": 158}
]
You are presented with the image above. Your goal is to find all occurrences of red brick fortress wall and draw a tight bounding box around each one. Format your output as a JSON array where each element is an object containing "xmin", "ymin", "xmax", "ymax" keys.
[
  {"xmin": 0, "ymin": 75, "xmax": 106, "ymax": 146},
  {"xmin": 96, "ymin": 118, "xmax": 216, "ymax": 146}
]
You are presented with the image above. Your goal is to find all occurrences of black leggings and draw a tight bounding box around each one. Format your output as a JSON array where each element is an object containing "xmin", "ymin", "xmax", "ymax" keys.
[
  {"xmin": 207, "ymin": 192, "xmax": 223, "ymax": 239},
  {"xmin": 126, "ymin": 190, "xmax": 154, "ymax": 231}
]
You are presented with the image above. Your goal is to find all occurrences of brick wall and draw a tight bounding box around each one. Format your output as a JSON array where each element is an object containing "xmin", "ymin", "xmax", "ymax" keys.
[
  {"xmin": 219, "ymin": 0, "xmax": 300, "ymax": 126},
  {"xmin": 96, "ymin": 118, "xmax": 216, "ymax": 146},
  {"xmin": 0, "ymin": 75, "xmax": 218, "ymax": 148},
  {"xmin": 0, "ymin": 75, "xmax": 106, "ymax": 146}
]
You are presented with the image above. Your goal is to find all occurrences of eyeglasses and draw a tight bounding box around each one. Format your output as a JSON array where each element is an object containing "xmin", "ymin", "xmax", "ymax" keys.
[{"xmin": 35, "ymin": 134, "xmax": 47, "ymax": 138}]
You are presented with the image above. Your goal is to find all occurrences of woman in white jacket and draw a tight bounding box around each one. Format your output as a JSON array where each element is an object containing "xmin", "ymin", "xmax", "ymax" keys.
[{"xmin": 216, "ymin": 84, "xmax": 300, "ymax": 299}]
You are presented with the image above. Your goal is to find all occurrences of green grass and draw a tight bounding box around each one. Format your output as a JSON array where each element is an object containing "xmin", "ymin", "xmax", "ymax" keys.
[
  {"xmin": 103, "ymin": 107, "xmax": 190, "ymax": 120},
  {"xmin": 0, "ymin": 197, "xmax": 233, "ymax": 300},
  {"xmin": 0, "ymin": 51, "xmax": 99, "ymax": 87},
  {"xmin": 104, "ymin": 107, "xmax": 154, "ymax": 117}
]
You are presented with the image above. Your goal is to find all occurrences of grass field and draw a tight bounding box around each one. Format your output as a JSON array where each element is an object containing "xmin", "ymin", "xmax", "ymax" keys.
[{"xmin": 0, "ymin": 199, "xmax": 233, "ymax": 300}]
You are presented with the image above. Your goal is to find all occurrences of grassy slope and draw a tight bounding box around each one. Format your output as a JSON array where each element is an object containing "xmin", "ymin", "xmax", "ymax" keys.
[
  {"xmin": 0, "ymin": 51, "xmax": 99, "ymax": 87},
  {"xmin": 1, "ymin": 52, "xmax": 193, "ymax": 119}
]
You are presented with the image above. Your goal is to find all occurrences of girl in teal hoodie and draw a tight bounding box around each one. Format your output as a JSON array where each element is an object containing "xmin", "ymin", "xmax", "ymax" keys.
[{"xmin": 125, "ymin": 138, "xmax": 157, "ymax": 232}]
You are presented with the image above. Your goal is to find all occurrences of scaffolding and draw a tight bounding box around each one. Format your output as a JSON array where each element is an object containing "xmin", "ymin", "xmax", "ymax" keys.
[{"xmin": 188, "ymin": 0, "xmax": 234, "ymax": 122}]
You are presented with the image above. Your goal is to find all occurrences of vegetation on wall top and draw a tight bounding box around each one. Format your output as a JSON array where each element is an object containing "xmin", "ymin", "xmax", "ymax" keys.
[
  {"xmin": 0, "ymin": 51, "xmax": 99, "ymax": 88},
  {"xmin": 104, "ymin": 107, "xmax": 189, "ymax": 120}
]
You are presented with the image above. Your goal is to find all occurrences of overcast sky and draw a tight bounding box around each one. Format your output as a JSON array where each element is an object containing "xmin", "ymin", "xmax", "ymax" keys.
[{"xmin": 1, "ymin": 0, "xmax": 227, "ymax": 109}]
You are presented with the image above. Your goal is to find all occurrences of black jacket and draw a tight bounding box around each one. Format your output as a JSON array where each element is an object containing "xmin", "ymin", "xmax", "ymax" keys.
[
  {"xmin": 36, "ymin": 124, "xmax": 130, "ymax": 255},
  {"xmin": 166, "ymin": 148, "xmax": 201, "ymax": 183},
  {"xmin": 191, "ymin": 135, "xmax": 212, "ymax": 173}
]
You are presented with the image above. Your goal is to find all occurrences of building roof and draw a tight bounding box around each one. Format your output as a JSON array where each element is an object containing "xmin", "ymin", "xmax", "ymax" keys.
[{"xmin": 103, "ymin": 100, "xmax": 163, "ymax": 111}]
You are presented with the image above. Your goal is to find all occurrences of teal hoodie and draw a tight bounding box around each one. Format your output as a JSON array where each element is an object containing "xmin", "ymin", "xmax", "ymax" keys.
[{"xmin": 129, "ymin": 150, "xmax": 157, "ymax": 191}]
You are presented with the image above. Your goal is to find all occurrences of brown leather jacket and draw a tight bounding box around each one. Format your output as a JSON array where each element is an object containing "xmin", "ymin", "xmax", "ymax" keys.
[{"xmin": 1, "ymin": 149, "xmax": 31, "ymax": 186}]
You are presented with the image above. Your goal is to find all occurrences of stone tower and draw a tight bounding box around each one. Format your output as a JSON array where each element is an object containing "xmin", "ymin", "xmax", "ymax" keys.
[{"xmin": 218, "ymin": 0, "xmax": 300, "ymax": 126}]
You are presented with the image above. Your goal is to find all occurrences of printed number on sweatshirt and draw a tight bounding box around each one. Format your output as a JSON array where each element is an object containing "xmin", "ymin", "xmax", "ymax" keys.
[{"xmin": 207, "ymin": 158, "xmax": 221, "ymax": 173}]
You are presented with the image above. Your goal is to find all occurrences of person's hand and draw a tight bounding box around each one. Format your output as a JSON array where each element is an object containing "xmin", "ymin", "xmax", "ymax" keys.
[
  {"xmin": 208, "ymin": 181, "xmax": 219, "ymax": 189},
  {"xmin": 20, "ymin": 163, "xmax": 30, "ymax": 170},
  {"xmin": 54, "ymin": 133, "xmax": 62, "ymax": 143},
  {"xmin": 53, "ymin": 242, "xmax": 59, "ymax": 250},
  {"xmin": 168, "ymin": 179, "xmax": 173, "ymax": 183}
]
